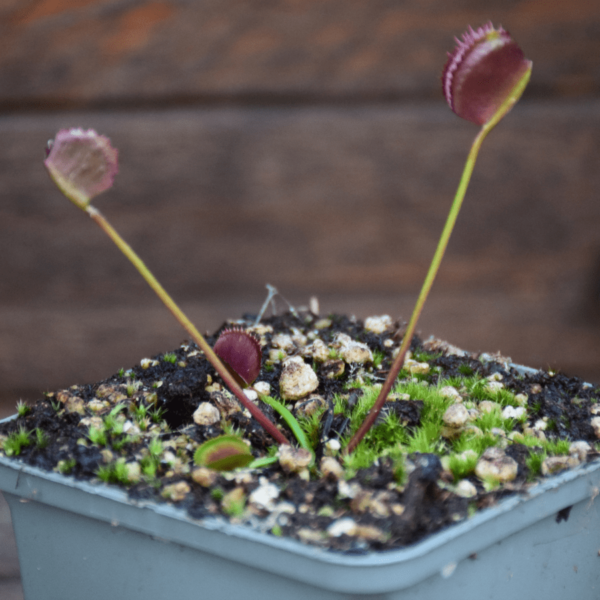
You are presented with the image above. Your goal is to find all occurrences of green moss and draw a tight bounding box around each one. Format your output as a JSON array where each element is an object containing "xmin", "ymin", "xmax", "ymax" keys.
[
  {"xmin": 448, "ymin": 451, "xmax": 478, "ymax": 481},
  {"xmin": 458, "ymin": 364, "xmax": 475, "ymax": 376},
  {"xmin": 56, "ymin": 458, "xmax": 76, "ymax": 474},
  {"xmin": 526, "ymin": 451, "xmax": 545, "ymax": 480},
  {"xmin": 16, "ymin": 400, "xmax": 31, "ymax": 418},
  {"xmin": 2, "ymin": 426, "xmax": 32, "ymax": 457},
  {"xmin": 35, "ymin": 428, "xmax": 49, "ymax": 450},
  {"xmin": 372, "ymin": 350, "xmax": 385, "ymax": 369},
  {"xmin": 87, "ymin": 425, "xmax": 107, "ymax": 447}
]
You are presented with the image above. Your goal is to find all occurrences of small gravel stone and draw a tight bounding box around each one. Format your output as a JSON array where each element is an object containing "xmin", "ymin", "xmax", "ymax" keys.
[
  {"xmin": 327, "ymin": 518, "xmax": 358, "ymax": 537},
  {"xmin": 541, "ymin": 455, "xmax": 580, "ymax": 476},
  {"xmin": 248, "ymin": 478, "xmax": 280, "ymax": 512},
  {"xmin": 439, "ymin": 386, "xmax": 462, "ymax": 401},
  {"xmin": 338, "ymin": 480, "xmax": 362, "ymax": 499},
  {"xmin": 514, "ymin": 393, "xmax": 528, "ymax": 406},
  {"xmin": 364, "ymin": 315, "xmax": 392, "ymax": 334},
  {"xmin": 303, "ymin": 339, "xmax": 330, "ymax": 362},
  {"xmin": 335, "ymin": 333, "xmax": 373, "ymax": 364},
  {"xmin": 324, "ymin": 438, "xmax": 341, "ymax": 457},
  {"xmin": 502, "ymin": 406, "xmax": 526, "ymax": 420},
  {"xmin": 222, "ymin": 487, "xmax": 246, "ymax": 514},
  {"xmin": 454, "ymin": 479, "xmax": 478, "ymax": 498},
  {"xmin": 193, "ymin": 402, "xmax": 221, "ymax": 426},
  {"xmin": 279, "ymin": 356, "xmax": 319, "ymax": 400},
  {"xmin": 88, "ymin": 399, "xmax": 109, "ymax": 413},
  {"xmin": 253, "ymin": 381, "xmax": 271, "ymax": 396},
  {"xmin": 80, "ymin": 416, "xmax": 104, "ymax": 430},
  {"xmin": 320, "ymin": 456, "xmax": 344, "ymax": 480},
  {"xmin": 486, "ymin": 381, "xmax": 504, "ymax": 393},
  {"xmin": 191, "ymin": 467, "xmax": 218, "ymax": 487},
  {"xmin": 271, "ymin": 333, "xmax": 296, "ymax": 353},
  {"xmin": 442, "ymin": 403, "xmax": 470, "ymax": 428},
  {"xmin": 278, "ymin": 445, "xmax": 313, "ymax": 473},
  {"xmin": 161, "ymin": 481, "xmax": 191, "ymax": 502},
  {"xmin": 479, "ymin": 400, "xmax": 501, "ymax": 414},
  {"xmin": 405, "ymin": 359, "xmax": 430, "ymax": 375},
  {"xmin": 475, "ymin": 447, "xmax": 518, "ymax": 483},
  {"xmin": 322, "ymin": 359, "xmax": 345, "ymax": 379},
  {"xmin": 354, "ymin": 524, "xmax": 387, "ymax": 541},
  {"xmin": 209, "ymin": 390, "xmax": 241, "ymax": 417},
  {"xmin": 315, "ymin": 318, "xmax": 332, "ymax": 329},
  {"xmin": 298, "ymin": 528, "xmax": 325, "ymax": 544},
  {"xmin": 591, "ymin": 417, "xmax": 600, "ymax": 439},
  {"xmin": 570, "ymin": 441, "xmax": 592, "ymax": 462},
  {"xmin": 295, "ymin": 394, "xmax": 327, "ymax": 418},
  {"xmin": 125, "ymin": 462, "xmax": 141, "ymax": 484}
]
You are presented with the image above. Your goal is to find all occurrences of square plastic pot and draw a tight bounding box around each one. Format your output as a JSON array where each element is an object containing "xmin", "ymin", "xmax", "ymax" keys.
[{"xmin": 1, "ymin": 435, "xmax": 599, "ymax": 600}]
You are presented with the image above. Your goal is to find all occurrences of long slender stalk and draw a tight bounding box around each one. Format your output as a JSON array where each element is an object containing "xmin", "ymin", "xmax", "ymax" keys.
[
  {"xmin": 86, "ymin": 205, "xmax": 289, "ymax": 445},
  {"xmin": 344, "ymin": 124, "xmax": 492, "ymax": 455},
  {"xmin": 344, "ymin": 66, "xmax": 531, "ymax": 455}
]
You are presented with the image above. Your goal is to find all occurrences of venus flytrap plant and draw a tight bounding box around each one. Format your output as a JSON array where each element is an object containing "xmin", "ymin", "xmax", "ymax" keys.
[
  {"xmin": 345, "ymin": 23, "xmax": 532, "ymax": 455},
  {"xmin": 44, "ymin": 130, "xmax": 288, "ymax": 446}
]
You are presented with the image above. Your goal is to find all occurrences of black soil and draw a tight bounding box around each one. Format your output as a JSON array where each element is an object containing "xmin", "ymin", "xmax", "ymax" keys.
[{"xmin": 1, "ymin": 310, "xmax": 599, "ymax": 553}]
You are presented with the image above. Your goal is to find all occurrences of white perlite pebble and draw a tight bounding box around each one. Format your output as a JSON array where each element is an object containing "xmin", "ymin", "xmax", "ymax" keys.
[
  {"xmin": 140, "ymin": 358, "xmax": 158, "ymax": 369},
  {"xmin": 514, "ymin": 393, "xmax": 528, "ymax": 406},
  {"xmin": 243, "ymin": 389, "xmax": 258, "ymax": 402},
  {"xmin": 439, "ymin": 386, "xmax": 462, "ymax": 401},
  {"xmin": 335, "ymin": 333, "xmax": 373, "ymax": 364},
  {"xmin": 324, "ymin": 438, "xmax": 341, "ymax": 456},
  {"xmin": 442, "ymin": 403, "xmax": 470, "ymax": 428},
  {"xmin": 320, "ymin": 456, "xmax": 344, "ymax": 480},
  {"xmin": 253, "ymin": 381, "xmax": 271, "ymax": 396},
  {"xmin": 364, "ymin": 315, "xmax": 393, "ymax": 334},
  {"xmin": 248, "ymin": 478, "xmax": 280, "ymax": 511},
  {"xmin": 327, "ymin": 518, "xmax": 358, "ymax": 537},
  {"xmin": 192, "ymin": 402, "xmax": 221, "ymax": 426},
  {"xmin": 278, "ymin": 445, "xmax": 313, "ymax": 473},
  {"xmin": 474, "ymin": 447, "xmax": 518, "ymax": 483},
  {"xmin": 502, "ymin": 406, "xmax": 526, "ymax": 420},
  {"xmin": 454, "ymin": 479, "xmax": 478, "ymax": 498},
  {"xmin": 541, "ymin": 455, "xmax": 580, "ymax": 476},
  {"xmin": 570, "ymin": 441, "xmax": 592, "ymax": 462},
  {"xmin": 271, "ymin": 333, "xmax": 296, "ymax": 353},
  {"xmin": 486, "ymin": 381, "xmax": 504, "ymax": 393},
  {"xmin": 279, "ymin": 356, "xmax": 319, "ymax": 400},
  {"xmin": 405, "ymin": 359, "xmax": 430, "ymax": 375},
  {"xmin": 479, "ymin": 400, "xmax": 500, "ymax": 414},
  {"xmin": 591, "ymin": 417, "xmax": 600, "ymax": 439},
  {"xmin": 303, "ymin": 339, "xmax": 330, "ymax": 362}
]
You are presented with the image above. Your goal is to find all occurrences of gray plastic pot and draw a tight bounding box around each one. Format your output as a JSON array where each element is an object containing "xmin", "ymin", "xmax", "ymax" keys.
[{"xmin": 1, "ymin": 438, "xmax": 599, "ymax": 600}]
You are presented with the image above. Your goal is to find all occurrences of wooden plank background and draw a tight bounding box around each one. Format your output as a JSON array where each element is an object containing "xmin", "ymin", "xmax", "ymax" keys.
[{"xmin": 2, "ymin": 0, "xmax": 600, "ymax": 410}]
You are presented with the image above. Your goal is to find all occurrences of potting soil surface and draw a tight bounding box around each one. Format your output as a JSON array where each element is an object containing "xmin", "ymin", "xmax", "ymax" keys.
[{"xmin": 1, "ymin": 310, "xmax": 599, "ymax": 553}]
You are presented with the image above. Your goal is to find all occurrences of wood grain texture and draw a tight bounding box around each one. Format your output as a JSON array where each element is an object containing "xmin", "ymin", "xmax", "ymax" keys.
[
  {"xmin": 1, "ymin": 0, "xmax": 600, "ymax": 107},
  {"xmin": 1, "ymin": 100, "xmax": 600, "ymax": 396}
]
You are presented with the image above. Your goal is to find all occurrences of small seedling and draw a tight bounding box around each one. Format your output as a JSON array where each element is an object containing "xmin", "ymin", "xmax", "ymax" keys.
[
  {"xmin": 56, "ymin": 458, "xmax": 76, "ymax": 474},
  {"xmin": 35, "ymin": 428, "xmax": 49, "ymax": 450},
  {"xmin": 3, "ymin": 426, "xmax": 32, "ymax": 456},
  {"xmin": 16, "ymin": 400, "xmax": 30, "ymax": 418},
  {"xmin": 163, "ymin": 352, "xmax": 177, "ymax": 364},
  {"xmin": 87, "ymin": 425, "xmax": 107, "ymax": 447},
  {"xmin": 194, "ymin": 434, "xmax": 254, "ymax": 471},
  {"xmin": 345, "ymin": 24, "xmax": 532, "ymax": 454}
]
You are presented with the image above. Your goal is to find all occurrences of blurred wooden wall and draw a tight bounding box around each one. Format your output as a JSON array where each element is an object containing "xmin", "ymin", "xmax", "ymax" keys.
[{"xmin": 2, "ymin": 0, "xmax": 600, "ymax": 412}]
